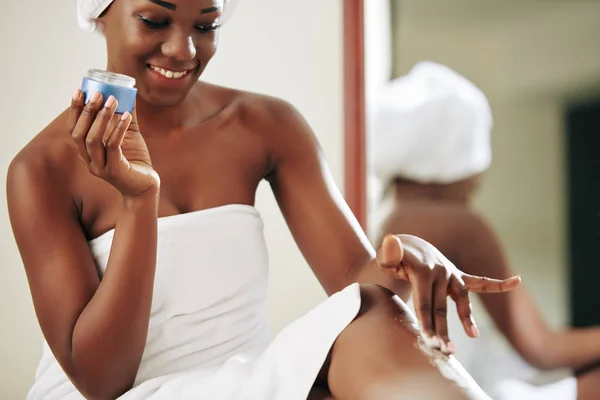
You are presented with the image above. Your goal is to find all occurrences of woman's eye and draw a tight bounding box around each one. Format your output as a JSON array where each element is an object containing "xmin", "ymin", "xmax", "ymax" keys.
[
  {"xmin": 138, "ymin": 16, "xmax": 169, "ymax": 29},
  {"xmin": 195, "ymin": 24, "xmax": 222, "ymax": 34}
]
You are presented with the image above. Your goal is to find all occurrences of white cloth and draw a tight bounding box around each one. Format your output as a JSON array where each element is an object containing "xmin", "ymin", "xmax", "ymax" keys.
[
  {"xmin": 77, "ymin": 0, "xmax": 239, "ymax": 32},
  {"xmin": 492, "ymin": 376, "xmax": 577, "ymax": 400},
  {"xmin": 370, "ymin": 61, "xmax": 493, "ymax": 186},
  {"xmin": 27, "ymin": 205, "xmax": 362, "ymax": 400}
]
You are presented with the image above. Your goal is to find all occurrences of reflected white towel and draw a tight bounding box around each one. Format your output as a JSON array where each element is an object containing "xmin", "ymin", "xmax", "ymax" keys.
[
  {"xmin": 371, "ymin": 61, "xmax": 492, "ymax": 186},
  {"xmin": 492, "ymin": 377, "xmax": 577, "ymax": 400}
]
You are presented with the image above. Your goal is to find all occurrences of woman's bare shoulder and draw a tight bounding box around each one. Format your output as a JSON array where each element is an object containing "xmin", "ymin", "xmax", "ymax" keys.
[
  {"xmin": 197, "ymin": 81, "xmax": 302, "ymax": 127},
  {"xmin": 8, "ymin": 108, "xmax": 77, "ymax": 188}
]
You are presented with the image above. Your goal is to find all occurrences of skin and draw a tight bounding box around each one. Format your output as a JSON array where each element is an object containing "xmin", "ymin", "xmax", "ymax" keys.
[
  {"xmin": 375, "ymin": 176, "xmax": 600, "ymax": 399},
  {"xmin": 7, "ymin": 1, "xmax": 518, "ymax": 399}
]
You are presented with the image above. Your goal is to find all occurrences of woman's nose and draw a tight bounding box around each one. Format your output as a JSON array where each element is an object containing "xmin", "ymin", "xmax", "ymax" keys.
[{"xmin": 161, "ymin": 30, "xmax": 197, "ymax": 61}]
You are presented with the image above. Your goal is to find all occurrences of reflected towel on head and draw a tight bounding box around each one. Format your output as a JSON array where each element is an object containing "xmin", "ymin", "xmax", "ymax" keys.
[
  {"xmin": 77, "ymin": 0, "xmax": 239, "ymax": 32},
  {"xmin": 371, "ymin": 61, "xmax": 493, "ymax": 186}
]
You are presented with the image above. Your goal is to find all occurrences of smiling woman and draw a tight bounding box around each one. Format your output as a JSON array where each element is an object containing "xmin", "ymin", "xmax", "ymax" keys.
[
  {"xmin": 98, "ymin": 0, "xmax": 226, "ymax": 107},
  {"xmin": 6, "ymin": 0, "xmax": 517, "ymax": 399}
]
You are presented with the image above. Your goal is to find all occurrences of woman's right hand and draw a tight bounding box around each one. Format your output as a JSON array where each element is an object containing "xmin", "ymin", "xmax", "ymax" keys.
[{"xmin": 69, "ymin": 89, "xmax": 160, "ymax": 198}]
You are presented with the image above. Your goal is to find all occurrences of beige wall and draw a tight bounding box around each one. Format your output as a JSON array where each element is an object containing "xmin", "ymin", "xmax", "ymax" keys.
[{"xmin": 0, "ymin": 0, "xmax": 343, "ymax": 397}]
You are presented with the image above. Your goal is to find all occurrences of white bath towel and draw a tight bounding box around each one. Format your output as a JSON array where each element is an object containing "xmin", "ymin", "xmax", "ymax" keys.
[
  {"xmin": 27, "ymin": 204, "xmax": 490, "ymax": 399},
  {"xmin": 26, "ymin": 205, "xmax": 362, "ymax": 400}
]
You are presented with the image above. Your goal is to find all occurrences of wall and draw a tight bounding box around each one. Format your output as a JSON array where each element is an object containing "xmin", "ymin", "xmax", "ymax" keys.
[{"xmin": 0, "ymin": 0, "xmax": 344, "ymax": 397}]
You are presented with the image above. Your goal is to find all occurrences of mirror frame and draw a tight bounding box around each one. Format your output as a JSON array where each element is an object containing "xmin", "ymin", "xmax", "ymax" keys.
[{"xmin": 343, "ymin": 0, "xmax": 367, "ymax": 230}]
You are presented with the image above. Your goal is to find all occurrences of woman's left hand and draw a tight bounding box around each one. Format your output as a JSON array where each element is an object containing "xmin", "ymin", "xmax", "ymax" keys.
[{"xmin": 377, "ymin": 234, "xmax": 521, "ymax": 353}]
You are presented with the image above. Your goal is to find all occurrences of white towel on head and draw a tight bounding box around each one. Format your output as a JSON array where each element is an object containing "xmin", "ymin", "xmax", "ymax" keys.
[
  {"xmin": 77, "ymin": 0, "xmax": 113, "ymax": 32},
  {"xmin": 222, "ymin": 0, "xmax": 239, "ymax": 23},
  {"xmin": 77, "ymin": 0, "xmax": 239, "ymax": 32},
  {"xmin": 370, "ymin": 61, "xmax": 493, "ymax": 186}
]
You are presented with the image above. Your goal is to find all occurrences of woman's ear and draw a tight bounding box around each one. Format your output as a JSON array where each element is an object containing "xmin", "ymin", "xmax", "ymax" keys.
[
  {"xmin": 95, "ymin": 7, "xmax": 112, "ymax": 36},
  {"xmin": 95, "ymin": 3, "xmax": 112, "ymax": 32}
]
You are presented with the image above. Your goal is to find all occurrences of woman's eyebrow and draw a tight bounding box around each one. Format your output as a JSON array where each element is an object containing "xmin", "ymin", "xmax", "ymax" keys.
[
  {"xmin": 148, "ymin": 0, "xmax": 177, "ymax": 11},
  {"xmin": 201, "ymin": 6, "xmax": 220, "ymax": 14}
]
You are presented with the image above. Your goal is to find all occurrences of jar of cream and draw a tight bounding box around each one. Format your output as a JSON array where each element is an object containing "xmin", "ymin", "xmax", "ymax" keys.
[{"xmin": 81, "ymin": 69, "xmax": 137, "ymax": 114}]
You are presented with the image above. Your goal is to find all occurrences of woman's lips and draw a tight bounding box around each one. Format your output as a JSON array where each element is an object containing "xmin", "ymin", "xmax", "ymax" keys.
[
  {"xmin": 146, "ymin": 64, "xmax": 196, "ymax": 88},
  {"xmin": 148, "ymin": 64, "xmax": 194, "ymax": 79}
]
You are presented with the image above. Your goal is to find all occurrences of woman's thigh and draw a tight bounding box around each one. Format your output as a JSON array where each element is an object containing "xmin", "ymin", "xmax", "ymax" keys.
[{"xmin": 322, "ymin": 284, "xmax": 481, "ymax": 400}]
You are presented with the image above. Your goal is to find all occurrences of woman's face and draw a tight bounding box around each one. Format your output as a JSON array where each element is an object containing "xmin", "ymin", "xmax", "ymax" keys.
[{"xmin": 99, "ymin": 0, "xmax": 224, "ymax": 107}]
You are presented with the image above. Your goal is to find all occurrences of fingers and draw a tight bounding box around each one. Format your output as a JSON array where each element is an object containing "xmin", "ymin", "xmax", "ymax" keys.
[
  {"xmin": 103, "ymin": 98, "xmax": 134, "ymax": 144},
  {"xmin": 462, "ymin": 274, "xmax": 521, "ymax": 294},
  {"xmin": 409, "ymin": 267, "xmax": 436, "ymax": 340},
  {"xmin": 105, "ymin": 111, "xmax": 132, "ymax": 170},
  {"xmin": 128, "ymin": 101, "xmax": 141, "ymax": 134},
  {"xmin": 68, "ymin": 89, "xmax": 84, "ymax": 139},
  {"xmin": 86, "ymin": 96, "xmax": 118, "ymax": 172},
  {"xmin": 450, "ymin": 273, "xmax": 519, "ymax": 338},
  {"xmin": 104, "ymin": 107, "xmax": 122, "ymax": 144},
  {"xmin": 433, "ymin": 276, "xmax": 451, "ymax": 351},
  {"xmin": 376, "ymin": 234, "xmax": 404, "ymax": 276},
  {"xmin": 448, "ymin": 276, "xmax": 479, "ymax": 338},
  {"xmin": 71, "ymin": 91, "xmax": 103, "ymax": 164}
]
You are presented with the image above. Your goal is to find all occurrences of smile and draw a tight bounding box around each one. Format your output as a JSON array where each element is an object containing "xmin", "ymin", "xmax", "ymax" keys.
[{"xmin": 148, "ymin": 64, "xmax": 193, "ymax": 79}]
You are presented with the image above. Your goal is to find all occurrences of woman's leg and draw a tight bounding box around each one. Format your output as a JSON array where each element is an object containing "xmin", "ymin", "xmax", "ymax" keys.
[{"xmin": 322, "ymin": 284, "xmax": 488, "ymax": 400}]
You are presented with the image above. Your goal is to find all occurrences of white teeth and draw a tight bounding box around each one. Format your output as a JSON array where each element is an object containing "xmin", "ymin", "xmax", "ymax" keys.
[{"xmin": 150, "ymin": 65, "xmax": 189, "ymax": 79}]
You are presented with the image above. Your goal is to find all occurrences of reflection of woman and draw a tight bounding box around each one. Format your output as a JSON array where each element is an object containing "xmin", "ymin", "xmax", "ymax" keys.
[
  {"xmin": 6, "ymin": 2, "xmax": 518, "ymax": 400},
  {"xmin": 371, "ymin": 61, "xmax": 600, "ymax": 399}
]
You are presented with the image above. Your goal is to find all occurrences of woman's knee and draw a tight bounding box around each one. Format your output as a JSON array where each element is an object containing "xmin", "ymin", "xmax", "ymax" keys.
[
  {"xmin": 333, "ymin": 283, "xmax": 425, "ymax": 366},
  {"xmin": 357, "ymin": 283, "xmax": 395, "ymax": 308},
  {"xmin": 356, "ymin": 284, "xmax": 421, "ymax": 335},
  {"xmin": 328, "ymin": 284, "xmax": 467, "ymax": 399}
]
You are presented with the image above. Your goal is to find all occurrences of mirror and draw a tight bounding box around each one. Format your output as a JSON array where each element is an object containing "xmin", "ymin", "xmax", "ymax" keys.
[{"xmin": 363, "ymin": 0, "xmax": 600, "ymax": 395}]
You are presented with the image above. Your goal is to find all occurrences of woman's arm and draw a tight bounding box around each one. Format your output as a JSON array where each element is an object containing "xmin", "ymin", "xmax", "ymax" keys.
[
  {"xmin": 263, "ymin": 99, "xmax": 400, "ymax": 296},
  {"xmin": 263, "ymin": 96, "xmax": 516, "ymax": 351},
  {"xmin": 7, "ymin": 152, "xmax": 158, "ymax": 400},
  {"xmin": 454, "ymin": 210, "xmax": 600, "ymax": 370}
]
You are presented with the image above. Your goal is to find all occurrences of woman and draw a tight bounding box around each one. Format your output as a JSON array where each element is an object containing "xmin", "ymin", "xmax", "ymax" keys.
[
  {"xmin": 7, "ymin": 2, "xmax": 517, "ymax": 399},
  {"xmin": 371, "ymin": 61, "xmax": 600, "ymax": 399}
]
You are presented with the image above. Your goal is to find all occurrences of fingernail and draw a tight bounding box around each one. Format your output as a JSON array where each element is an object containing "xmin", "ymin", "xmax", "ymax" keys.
[
  {"xmin": 121, "ymin": 111, "xmax": 131, "ymax": 120},
  {"xmin": 447, "ymin": 341, "xmax": 456, "ymax": 354},
  {"xmin": 72, "ymin": 88, "xmax": 80, "ymax": 101},
  {"xmin": 104, "ymin": 95, "xmax": 116, "ymax": 109},
  {"xmin": 90, "ymin": 91, "xmax": 100, "ymax": 104},
  {"xmin": 440, "ymin": 341, "xmax": 449, "ymax": 353},
  {"xmin": 471, "ymin": 323, "xmax": 480, "ymax": 337},
  {"xmin": 440, "ymin": 340, "xmax": 454, "ymax": 354}
]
